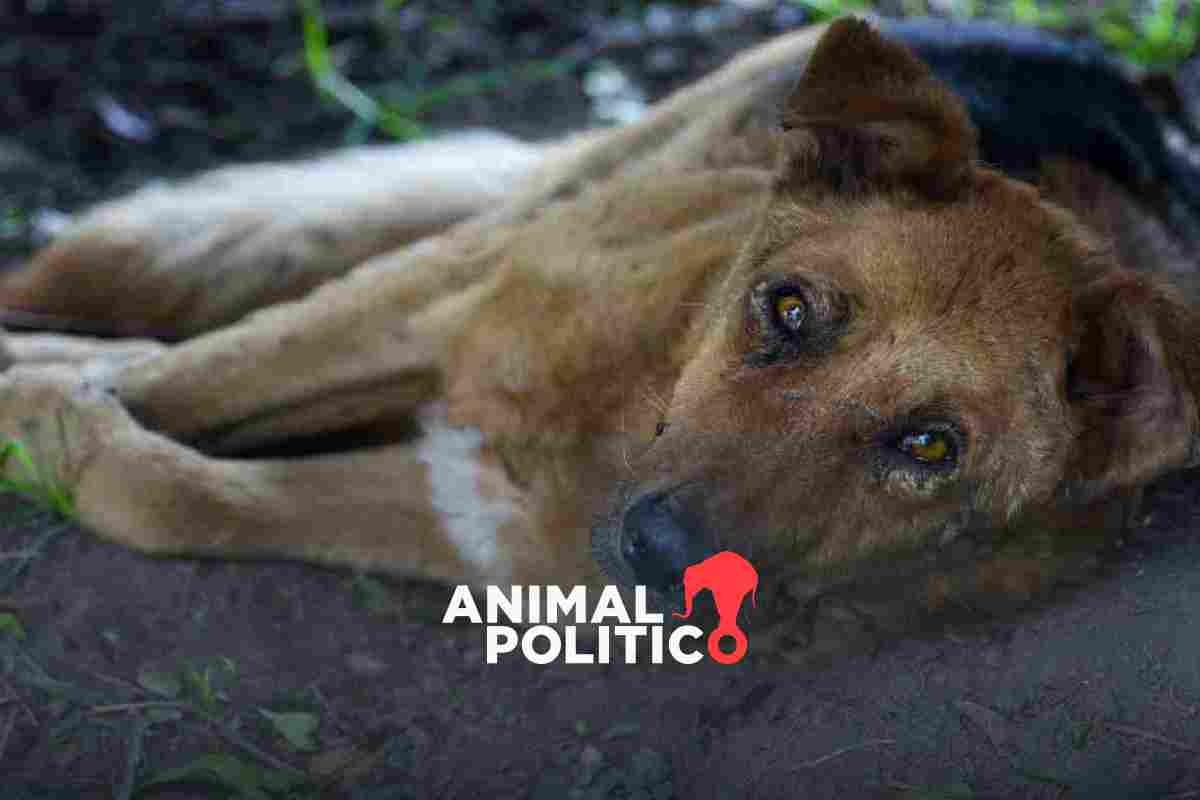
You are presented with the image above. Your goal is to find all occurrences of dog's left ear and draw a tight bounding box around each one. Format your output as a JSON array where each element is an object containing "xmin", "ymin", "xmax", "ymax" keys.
[
  {"xmin": 778, "ymin": 18, "xmax": 977, "ymax": 199},
  {"xmin": 1065, "ymin": 272, "xmax": 1200, "ymax": 498}
]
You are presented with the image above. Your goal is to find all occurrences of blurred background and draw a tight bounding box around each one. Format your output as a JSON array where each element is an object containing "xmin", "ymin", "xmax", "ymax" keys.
[{"xmin": 3, "ymin": 0, "xmax": 1200, "ymax": 262}]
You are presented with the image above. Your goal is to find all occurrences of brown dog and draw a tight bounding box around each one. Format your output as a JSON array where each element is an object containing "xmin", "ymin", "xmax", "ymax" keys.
[{"xmin": 0, "ymin": 19, "xmax": 1196, "ymax": 654}]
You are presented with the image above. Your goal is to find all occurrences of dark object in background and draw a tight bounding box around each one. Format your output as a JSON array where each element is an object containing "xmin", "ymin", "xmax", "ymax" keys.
[{"xmin": 886, "ymin": 18, "xmax": 1200, "ymax": 248}]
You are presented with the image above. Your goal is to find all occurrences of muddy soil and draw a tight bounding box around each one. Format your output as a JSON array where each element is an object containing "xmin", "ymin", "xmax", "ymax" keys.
[{"xmin": 0, "ymin": 3, "xmax": 1197, "ymax": 799}]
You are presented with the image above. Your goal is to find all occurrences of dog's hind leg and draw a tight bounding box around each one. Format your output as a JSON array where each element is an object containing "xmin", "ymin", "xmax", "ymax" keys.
[
  {"xmin": 96, "ymin": 225, "xmax": 497, "ymax": 454},
  {"xmin": 0, "ymin": 132, "xmax": 545, "ymax": 338}
]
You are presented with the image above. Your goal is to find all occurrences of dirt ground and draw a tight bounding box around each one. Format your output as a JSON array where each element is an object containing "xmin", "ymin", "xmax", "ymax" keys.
[{"xmin": 0, "ymin": 2, "xmax": 1198, "ymax": 798}]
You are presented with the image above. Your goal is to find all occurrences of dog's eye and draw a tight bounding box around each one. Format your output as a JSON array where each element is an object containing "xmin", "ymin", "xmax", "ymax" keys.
[
  {"xmin": 898, "ymin": 431, "xmax": 955, "ymax": 464},
  {"xmin": 746, "ymin": 277, "xmax": 849, "ymax": 367},
  {"xmin": 773, "ymin": 292, "xmax": 807, "ymax": 334}
]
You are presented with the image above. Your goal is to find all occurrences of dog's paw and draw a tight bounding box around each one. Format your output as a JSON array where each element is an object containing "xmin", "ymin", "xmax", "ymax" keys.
[{"xmin": 0, "ymin": 364, "xmax": 133, "ymax": 514}]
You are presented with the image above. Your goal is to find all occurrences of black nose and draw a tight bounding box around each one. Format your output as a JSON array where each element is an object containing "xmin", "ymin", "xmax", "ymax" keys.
[{"xmin": 621, "ymin": 492, "xmax": 695, "ymax": 592}]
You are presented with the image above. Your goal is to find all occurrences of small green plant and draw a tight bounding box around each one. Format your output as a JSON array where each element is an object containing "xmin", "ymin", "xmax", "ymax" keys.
[
  {"xmin": 350, "ymin": 573, "xmax": 395, "ymax": 614},
  {"xmin": 997, "ymin": 0, "xmax": 1200, "ymax": 65},
  {"xmin": 298, "ymin": 0, "xmax": 568, "ymax": 142},
  {"xmin": 259, "ymin": 708, "xmax": 320, "ymax": 752},
  {"xmin": 180, "ymin": 656, "xmax": 239, "ymax": 712},
  {"xmin": 0, "ymin": 611, "xmax": 26, "ymax": 640},
  {"xmin": 787, "ymin": 0, "xmax": 874, "ymax": 22},
  {"xmin": 1096, "ymin": 0, "xmax": 1200, "ymax": 67},
  {"xmin": 0, "ymin": 437, "xmax": 77, "ymax": 520},
  {"xmin": 1006, "ymin": 0, "xmax": 1073, "ymax": 30},
  {"xmin": 138, "ymin": 656, "xmax": 239, "ymax": 711},
  {"xmin": 138, "ymin": 752, "xmax": 308, "ymax": 799},
  {"xmin": 298, "ymin": 0, "xmax": 425, "ymax": 140},
  {"xmin": 785, "ymin": 0, "xmax": 1199, "ymax": 68},
  {"xmin": 0, "ymin": 205, "xmax": 28, "ymax": 239}
]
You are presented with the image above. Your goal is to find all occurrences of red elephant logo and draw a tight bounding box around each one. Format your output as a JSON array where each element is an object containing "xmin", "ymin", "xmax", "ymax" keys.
[{"xmin": 672, "ymin": 551, "xmax": 758, "ymax": 664}]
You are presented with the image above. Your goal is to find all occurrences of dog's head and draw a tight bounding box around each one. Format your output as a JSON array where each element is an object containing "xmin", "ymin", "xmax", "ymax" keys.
[{"xmin": 594, "ymin": 20, "xmax": 1200, "ymax": 613}]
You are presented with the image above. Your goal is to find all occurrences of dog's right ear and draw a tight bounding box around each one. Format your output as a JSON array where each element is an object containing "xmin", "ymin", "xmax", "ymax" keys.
[
  {"xmin": 777, "ymin": 18, "xmax": 978, "ymax": 200},
  {"xmin": 1064, "ymin": 271, "xmax": 1200, "ymax": 500}
]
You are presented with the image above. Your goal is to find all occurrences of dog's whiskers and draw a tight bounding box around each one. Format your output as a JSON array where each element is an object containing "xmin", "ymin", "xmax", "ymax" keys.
[
  {"xmin": 640, "ymin": 385, "xmax": 670, "ymax": 416},
  {"xmin": 618, "ymin": 408, "xmax": 634, "ymax": 476}
]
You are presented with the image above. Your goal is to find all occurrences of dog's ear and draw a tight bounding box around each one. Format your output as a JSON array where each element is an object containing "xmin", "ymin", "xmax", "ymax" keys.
[
  {"xmin": 777, "ymin": 18, "xmax": 977, "ymax": 200},
  {"xmin": 1065, "ymin": 272, "xmax": 1200, "ymax": 499}
]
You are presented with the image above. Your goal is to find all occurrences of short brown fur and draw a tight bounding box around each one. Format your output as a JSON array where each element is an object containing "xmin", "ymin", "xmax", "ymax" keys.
[{"xmin": 0, "ymin": 19, "xmax": 1197, "ymax": 657}]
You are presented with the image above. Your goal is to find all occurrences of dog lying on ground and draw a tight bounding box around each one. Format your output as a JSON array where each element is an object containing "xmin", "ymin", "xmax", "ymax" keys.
[{"xmin": 1, "ymin": 18, "xmax": 1198, "ymax": 657}]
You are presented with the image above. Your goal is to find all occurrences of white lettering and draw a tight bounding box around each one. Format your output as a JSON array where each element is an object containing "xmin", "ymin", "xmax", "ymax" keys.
[
  {"xmin": 441, "ymin": 585, "xmax": 482, "ymax": 624},
  {"xmin": 634, "ymin": 586, "xmax": 664, "ymax": 624},
  {"xmin": 563, "ymin": 626, "xmax": 594, "ymax": 664},
  {"xmin": 485, "ymin": 626, "xmax": 518, "ymax": 663},
  {"xmin": 521, "ymin": 625, "xmax": 562, "ymax": 665},
  {"xmin": 486, "ymin": 585, "xmax": 521, "ymax": 624},
  {"xmin": 527, "ymin": 585, "xmax": 541, "ymax": 624},
  {"xmin": 546, "ymin": 586, "xmax": 587, "ymax": 624},
  {"xmin": 591, "ymin": 586, "xmax": 631, "ymax": 624},
  {"xmin": 669, "ymin": 626, "xmax": 704, "ymax": 665},
  {"xmin": 613, "ymin": 625, "xmax": 647, "ymax": 664}
]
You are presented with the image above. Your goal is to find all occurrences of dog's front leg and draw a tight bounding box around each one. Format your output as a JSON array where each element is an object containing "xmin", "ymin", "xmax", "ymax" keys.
[{"xmin": 0, "ymin": 365, "xmax": 557, "ymax": 584}]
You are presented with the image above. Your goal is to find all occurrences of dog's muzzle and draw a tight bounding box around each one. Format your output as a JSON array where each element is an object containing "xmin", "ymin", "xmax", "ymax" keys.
[{"xmin": 619, "ymin": 491, "xmax": 712, "ymax": 594}]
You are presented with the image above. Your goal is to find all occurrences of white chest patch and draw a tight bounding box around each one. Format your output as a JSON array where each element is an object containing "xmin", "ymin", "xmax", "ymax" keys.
[{"xmin": 415, "ymin": 414, "xmax": 519, "ymax": 580}]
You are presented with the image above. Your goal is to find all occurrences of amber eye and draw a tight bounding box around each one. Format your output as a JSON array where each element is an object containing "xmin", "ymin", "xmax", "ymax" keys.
[
  {"xmin": 898, "ymin": 431, "xmax": 954, "ymax": 464},
  {"xmin": 773, "ymin": 292, "xmax": 807, "ymax": 333}
]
